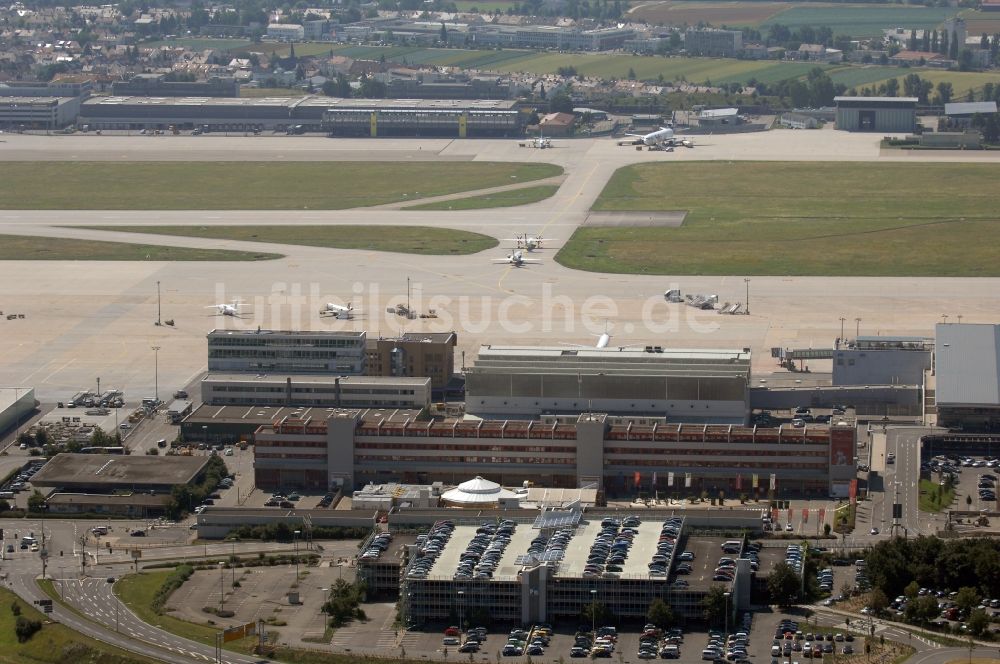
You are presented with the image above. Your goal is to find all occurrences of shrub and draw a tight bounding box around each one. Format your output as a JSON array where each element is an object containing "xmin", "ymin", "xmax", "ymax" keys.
[
  {"xmin": 15, "ymin": 616, "xmax": 41, "ymax": 642},
  {"xmin": 151, "ymin": 565, "xmax": 194, "ymax": 614}
]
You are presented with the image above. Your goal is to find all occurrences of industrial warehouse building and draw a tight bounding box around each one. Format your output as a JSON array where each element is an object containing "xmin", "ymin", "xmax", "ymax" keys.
[
  {"xmin": 207, "ymin": 329, "xmax": 366, "ymax": 374},
  {"xmin": 464, "ymin": 345, "xmax": 751, "ymax": 423},
  {"xmin": 834, "ymin": 96, "xmax": 917, "ymax": 132},
  {"xmin": 251, "ymin": 408, "xmax": 857, "ymax": 496},
  {"xmin": 201, "ymin": 374, "xmax": 431, "ymax": 411},
  {"xmin": 78, "ymin": 96, "xmax": 525, "ymax": 136},
  {"xmin": 935, "ymin": 323, "xmax": 1000, "ymax": 430}
]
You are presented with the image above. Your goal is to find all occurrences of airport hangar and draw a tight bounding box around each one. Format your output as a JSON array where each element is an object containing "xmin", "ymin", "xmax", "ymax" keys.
[
  {"xmin": 77, "ymin": 96, "xmax": 525, "ymax": 136},
  {"xmin": 834, "ymin": 96, "xmax": 917, "ymax": 132},
  {"xmin": 935, "ymin": 322, "xmax": 1000, "ymax": 429},
  {"xmin": 0, "ymin": 387, "xmax": 37, "ymax": 437},
  {"xmin": 464, "ymin": 345, "xmax": 752, "ymax": 423}
]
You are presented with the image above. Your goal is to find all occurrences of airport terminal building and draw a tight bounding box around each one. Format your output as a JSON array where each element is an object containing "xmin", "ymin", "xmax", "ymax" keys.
[
  {"xmin": 78, "ymin": 96, "xmax": 525, "ymax": 136},
  {"xmin": 252, "ymin": 408, "xmax": 857, "ymax": 496}
]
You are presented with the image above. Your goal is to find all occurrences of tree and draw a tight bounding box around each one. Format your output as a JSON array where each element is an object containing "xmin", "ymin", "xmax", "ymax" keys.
[
  {"xmin": 884, "ymin": 77, "xmax": 899, "ymax": 98},
  {"xmin": 27, "ymin": 490, "xmax": 46, "ymax": 513},
  {"xmin": 904, "ymin": 580, "xmax": 920, "ymax": 599},
  {"xmin": 702, "ymin": 586, "xmax": 728, "ymax": 627},
  {"xmin": 768, "ymin": 562, "xmax": 801, "ymax": 607},
  {"xmin": 954, "ymin": 586, "xmax": 979, "ymax": 617},
  {"xmin": 16, "ymin": 432, "xmax": 33, "ymax": 448},
  {"xmin": 14, "ymin": 616, "xmax": 41, "ymax": 643},
  {"xmin": 935, "ymin": 81, "xmax": 954, "ymax": 105},
  {"xmin": 967, "ymin": 608, "xmax": 989, "ymax": 636},
  {"xmin": 549, "ymin": 91, "xmax": 573, "ymax": 114},
  {"xmin": 627, "ymin": 67, "xmax": 636, "ymax": 80},
  {"xmin": 646, "ymin": 598, "xmax": 675, "ymax": 629},
  {"xmin": 868, "ymin": 588, "xmax": 889, "ymax": 616},
  {"xmin": 581, "ymin": 601, "xmax": 616, "ymax": 628},
  {"xmin": 440, "ymin": 22, "xmax": 447, "ymax": 42},
  {"xmin": 983, "ymin": 115, "xmax": 1000, "ymax": 144}
]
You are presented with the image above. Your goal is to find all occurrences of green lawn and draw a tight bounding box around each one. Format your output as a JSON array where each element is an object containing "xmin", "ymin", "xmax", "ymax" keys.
[
  {"xmin": 0, "ymin": 586, "xmax": 156, "ymax": 664},
  {"xmin": 557, "ymin": 161, "xmax": 1000, "ymax": 277},
  {"xmin": 0, "ymin": 162, "xmax": 562, "ymax": 210},
  {"xmin": 402, "ymin": 184, "xmax": 559, "ymax": 210},
  {"xmin": 919, "ymin": 478, "xmax": 955, "ymax": 512},
  {"xmin": 81, "ymin": 225, "xmax": 498, "ymax": 255},
  {"xmin": 115, "ymin": 570, "xmax": 219, "ymax": 646},
  {"xmin": 0, "ymin": 234, "xmax": 280, "ymax": 261}
]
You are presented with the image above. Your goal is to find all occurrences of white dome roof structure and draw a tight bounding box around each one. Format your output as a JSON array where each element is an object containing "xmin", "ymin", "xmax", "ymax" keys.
[{"xmin": 441, "ymin": 476, "xmax": 518, "ymax": 507}]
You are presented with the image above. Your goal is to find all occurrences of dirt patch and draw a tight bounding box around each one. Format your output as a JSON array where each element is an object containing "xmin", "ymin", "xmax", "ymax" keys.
[
  {"xmin": 584, "ymin": 210, "xmax": 688, "ymax": 227},
  {"xmin": 630, "ymin": 1, "xmax": 790, "ymax": 26}
]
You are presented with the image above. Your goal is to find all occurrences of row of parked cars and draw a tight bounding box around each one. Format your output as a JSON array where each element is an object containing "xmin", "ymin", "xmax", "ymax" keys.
[
  {"xmin": 785, "ymin": 544, "xmax": 804, "ymax": 574},
  {"xmin": 701, "ymin": 613, "xmax": 753, "ymax": 662},
  {"xmin": 637, "ymin": 625, "xmax": 683, "ymax": 659},
  {"xmin": 359, "ymin": 532, "xmax": 393, "ymax": 562},
  {"xmin": 454, "ymin": 520, "xmax": 516, "ymax": 580},
  {"xmin": 571, "ymin": 626, "xmax": 617, "ymax": 658},
  {"xmin": 773, "ymin": 621, "xmax": 854, "ymax": 659},
  {"xmin": 501, "ymin": 625, "xmax": 550, "ymax": 657},
  {"xmin": 406, "ymin": 520, "xmax": 454, "ymax": 580},
  {"xmin": 977, "ymin": 473, "xmax": 996, "ymax": 501},
  {"xmin": 584, "ymin": 517, "xmax": 641, "ymax": 578},
  {"xmin": 651, "ymin": 517, "xmax": 683, "ymax": 579}
]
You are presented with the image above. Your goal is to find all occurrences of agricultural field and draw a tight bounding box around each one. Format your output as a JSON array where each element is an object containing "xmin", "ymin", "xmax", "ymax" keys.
[
  {"xmin": 143, "ymin": 37, "xmax": 250, "ymax": 51},
  {"xmin": 628, "ymin": 1, "xmax": 791, "ymax": 27},
  {"xmin": 239, "ymin": 87, "xmax": 302, "ymax": 97},
  {"xmin": 0, "ymin": 162, "xmax": 561, "ymax": 210},
  {"xmin": 453, "ymin": 0, "xmax": 519, "ymax": 11},
  {"xmin": 557, "ymin": 161, "xmax": 1000, "ymax": 277},
  {"xmin": 759, "ymin": 5, "xmax": 958, "ymax": 38},
  {"xmin": 630, "ymin": 1, "xmax": 958, "ymax": 37},
  {"xmin": 961, "ymin": 9, "xmax": 1000, "ymax": 37}
]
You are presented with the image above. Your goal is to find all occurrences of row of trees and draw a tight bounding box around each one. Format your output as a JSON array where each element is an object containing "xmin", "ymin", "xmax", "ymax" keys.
[
  {"xmin": 165, "ymin": 455, "xmax": 228, "ymax": 520},
  {"xmin": 864, "ymin": 536, "xmax": 1000, "ymax": 600}
]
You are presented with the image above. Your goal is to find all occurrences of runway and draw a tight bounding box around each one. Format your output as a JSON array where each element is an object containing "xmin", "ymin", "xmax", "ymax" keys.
[{"xmin": 2, "ymin": 130, "xmax": 1000, "ymax": 402}]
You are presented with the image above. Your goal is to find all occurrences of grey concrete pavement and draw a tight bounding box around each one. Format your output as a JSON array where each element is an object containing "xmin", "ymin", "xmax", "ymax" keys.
[{"xmin": 3, "ymin": 130, "xmax": 1000, "ymax": 408}]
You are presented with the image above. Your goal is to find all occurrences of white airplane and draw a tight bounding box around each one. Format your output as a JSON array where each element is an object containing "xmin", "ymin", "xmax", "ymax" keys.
[
  {"xmin": 504, "ymin": 234, "xmax": 556, "ymax": 252},
  {"xmin": 528, "ymin": 133, "xmax": 552, "ymax": 149},
  {"xmin": 206, "ymin": 299, "xmax": 249, "ymax": 318},
  {"xmin": 320, "ymin": 301, "xmax": 355, "ymax": 319},
  {"xmin": 623, "ymin": 126, "xmax": 693, "ymax": 149},
  {"xmin": 492, "ymin": 250, "xmax": 541, "ymax": 267}
]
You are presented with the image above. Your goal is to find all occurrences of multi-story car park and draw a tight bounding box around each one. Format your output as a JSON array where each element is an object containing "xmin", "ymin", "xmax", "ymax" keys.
[
  {"xmin": 77, "ymin": 96, "xmax": 526, "ymax": 136},
  {"xmin": 252, "ymin": 409, "xmax": 857, "ymax": 496},
  {"xmin": 400, "ymin": 513, "xmax": 756, "ymax": 626}
]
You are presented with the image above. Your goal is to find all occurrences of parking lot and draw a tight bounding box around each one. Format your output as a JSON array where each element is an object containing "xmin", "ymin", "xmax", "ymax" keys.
[{"xmin": 924, "ymin": 454, "xmax": 1000, "ymax": 513}]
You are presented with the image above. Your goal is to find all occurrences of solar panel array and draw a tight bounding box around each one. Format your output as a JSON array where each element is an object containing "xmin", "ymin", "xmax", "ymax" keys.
[{"xmin": 532, "ymin": 510, "xmax": 582, "ymax": 530}]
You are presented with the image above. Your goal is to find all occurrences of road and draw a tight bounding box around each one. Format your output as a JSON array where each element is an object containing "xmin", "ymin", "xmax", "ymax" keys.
[{"xmin": 0, "ymin": 528, "xmax": 297, "ymax": 663}]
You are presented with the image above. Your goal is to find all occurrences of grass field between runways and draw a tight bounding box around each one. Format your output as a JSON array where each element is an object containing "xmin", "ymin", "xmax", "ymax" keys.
[
  {"xmin": 402, "ymin": 184, "xmax": 559, "ymax": 210},
  {"xmin": 0, "ymin": 233, "xmax": 281, "ymax": 261},
  {"xmin": 80, "ymin": 225, "xmax": 498, "ymax": 255},
  {"xmin": 557, "ymin": 161, "xmax": 1000, "ymax": 277},
  {"xmin": 0, "ymin": 162, "xmax": 562, "ymax": 210}
]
